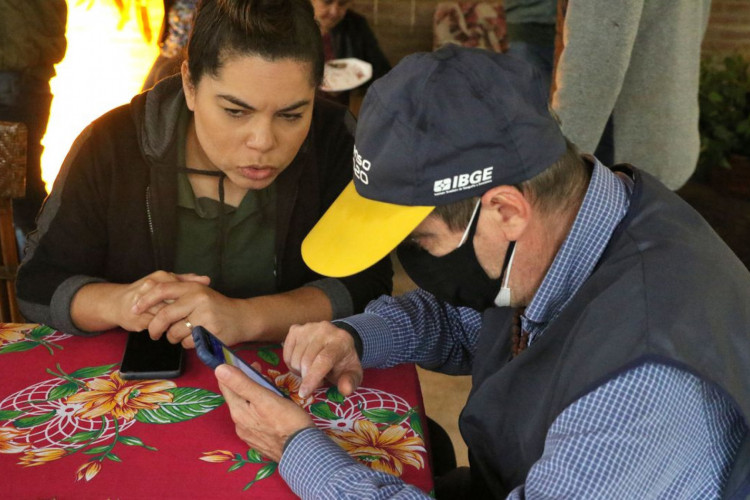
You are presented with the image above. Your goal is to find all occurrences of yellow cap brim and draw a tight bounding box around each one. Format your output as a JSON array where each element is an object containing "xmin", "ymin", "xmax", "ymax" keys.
[{"xmin": 302, "ymin": 181, "xmax": 434, "ymax": 277}]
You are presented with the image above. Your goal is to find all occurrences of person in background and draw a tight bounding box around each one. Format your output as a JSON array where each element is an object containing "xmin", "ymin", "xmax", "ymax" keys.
[
  {"xmin": 144, "ymin": 0, "xmax": 392, "ymax": 106},
  {"xmin": 0, "ymin": 0, "xmax": 67, "ymax": 250},
  {"xmin": 211, "ymin": 46, "xmax": 750, "ymax": 498},
  {"xmin": 142, "ymin": 0, "xmax": 197, "ymax": 91},
  {"xmin": 505, "ymin": 0, "xmax": 615, "ymax": 166},
  {"xmin": 504, "ymin": 0, "xmax": 556, "ymax": 92},
  {"xmin": 16, "ymin": 0, "xmax": 392, "ymax": 347},
  {"xmin": 311, "ymin": 0, "xmax": 391, "ymax": 105},
  {"xmin": 552, "ymin": 0, "xmax": 712, "ymax": 189}
]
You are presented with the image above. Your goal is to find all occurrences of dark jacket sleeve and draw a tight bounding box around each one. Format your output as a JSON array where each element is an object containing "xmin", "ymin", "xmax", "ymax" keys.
[
  {"xmin": 16, "ymin": 106, "xmax": 154, "ymax": 335},
  {"xmin": 16, "ymin": 124, "xmax": 111, "ymax": 334}
]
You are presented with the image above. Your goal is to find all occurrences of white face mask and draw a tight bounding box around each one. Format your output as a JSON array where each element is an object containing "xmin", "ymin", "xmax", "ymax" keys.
[{"xmin": 493, "ymin": 243, "xmax": 517, "ymax": 307}]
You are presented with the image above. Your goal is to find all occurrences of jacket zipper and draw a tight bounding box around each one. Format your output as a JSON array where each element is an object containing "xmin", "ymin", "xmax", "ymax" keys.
[{"xmin": 146, "ymin": 186, "xmax": 159, "ymax": 266}]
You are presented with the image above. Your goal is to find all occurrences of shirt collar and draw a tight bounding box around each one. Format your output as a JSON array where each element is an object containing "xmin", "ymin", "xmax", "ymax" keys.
[{"xmin": 521, "ymin": 158, "xmax": 631, "ymax": 341}]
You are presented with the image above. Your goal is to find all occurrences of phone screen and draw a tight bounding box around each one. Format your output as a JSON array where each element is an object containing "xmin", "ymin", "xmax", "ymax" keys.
[
  {"xmin": 192, "ymin": 326, "xmax": 287, "ymax": 398},
  {"xmin": 120, "ymin": 330, "xmax": 184, "ymax": 380}
]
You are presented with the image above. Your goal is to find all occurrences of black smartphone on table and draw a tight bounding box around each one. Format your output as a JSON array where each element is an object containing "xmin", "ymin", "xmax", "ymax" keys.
[
  {"xmin": 120, "ymin": 329, "xmax": 184, "ymax": 380},
  {"xmin": 191, "ymin": 325, "xmax": 288, "ymax": 398}
]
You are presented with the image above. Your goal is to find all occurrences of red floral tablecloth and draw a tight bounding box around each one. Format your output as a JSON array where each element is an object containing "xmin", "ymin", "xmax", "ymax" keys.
[{"xmin": 0, "ymin": 324, "xmax": 434, "ymax": 498}]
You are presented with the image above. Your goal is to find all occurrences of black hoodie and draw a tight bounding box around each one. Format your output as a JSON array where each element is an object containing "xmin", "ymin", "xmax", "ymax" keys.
[{"xmin": 16, "ymin": 75, "xmax": 392, "ymax": 335}]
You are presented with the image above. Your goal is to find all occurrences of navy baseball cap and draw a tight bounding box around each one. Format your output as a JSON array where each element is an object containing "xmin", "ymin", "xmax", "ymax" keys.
[{"xmin": 302, "ymin": 44, "xmax": 566, "ymax": 277}]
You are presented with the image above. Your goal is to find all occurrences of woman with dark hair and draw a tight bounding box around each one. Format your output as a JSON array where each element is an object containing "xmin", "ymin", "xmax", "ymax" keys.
[
  {"xmin": 17, "ymin": 0, "xmax": 392, "ymax": 347},
  {"xmin": 143, "ymin": 0, "xmax": 392, "ymax": 103}
]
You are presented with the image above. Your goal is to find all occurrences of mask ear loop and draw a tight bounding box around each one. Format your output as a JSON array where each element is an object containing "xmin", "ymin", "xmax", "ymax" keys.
[
  {"xmin": 457, "ymin": 199, "xmax": 482, "ymax": 248},
  {"xmin": 494, "ymin": 241, "xmax": 517, "ymax": 307}
]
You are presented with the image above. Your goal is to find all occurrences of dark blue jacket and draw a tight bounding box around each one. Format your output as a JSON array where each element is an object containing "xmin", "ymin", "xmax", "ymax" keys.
[{"xmin": 461, "ymin": 166, "xmax": 750, "ymax": 498}]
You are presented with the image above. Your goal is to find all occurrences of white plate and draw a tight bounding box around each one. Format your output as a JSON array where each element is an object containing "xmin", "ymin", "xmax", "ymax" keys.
[{"xmin": 320, "ymin": 58, "xmax": 373, "ymax": 92}]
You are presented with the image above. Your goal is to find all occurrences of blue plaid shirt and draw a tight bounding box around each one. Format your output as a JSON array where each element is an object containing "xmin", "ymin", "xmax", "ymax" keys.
[{"xmin": 280, "ymin": 162, "xmax": 746, "ymax": 498}]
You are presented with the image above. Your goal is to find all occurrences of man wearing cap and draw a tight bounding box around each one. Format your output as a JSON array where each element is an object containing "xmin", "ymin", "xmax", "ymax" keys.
[{"xmin": 212, "ymin": 45, "xmax": 750, "ymax": 498}]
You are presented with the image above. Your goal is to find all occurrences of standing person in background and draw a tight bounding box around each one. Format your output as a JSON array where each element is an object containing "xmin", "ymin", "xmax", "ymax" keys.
[
  {"xmin": 504, "ymin": 0, "xmax": 556, "ymax": 93},
  {"xmin": 0, "ymin": 0, "xmax": 67, "ymax": 250},
  {"xmin": 311, "ymin": 0, "xmax": 391, "ymax": 106},
  {"xmin": 17, "ymin": 0, "xmax": 392, "ymax": 346},
  {"xmin": 552, "ymin": 1, "xmax": 712, "ymax": 190}
]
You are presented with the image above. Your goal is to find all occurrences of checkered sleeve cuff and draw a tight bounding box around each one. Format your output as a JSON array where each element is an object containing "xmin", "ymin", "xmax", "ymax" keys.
[
  {"xmin": 279, "ymin": 427, "xmax": 355, "ymax": 498},
  {"xmin": 336, "ymin": 313, "xmax": 394, "ymax": 368}
]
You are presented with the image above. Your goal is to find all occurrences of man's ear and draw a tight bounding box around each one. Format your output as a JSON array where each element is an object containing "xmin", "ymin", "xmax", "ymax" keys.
[
  {"xmin": 480, "ymin": 185, "xmax": 531, "ymax": 241},
  {"xmin": 181, "ymin": 60, "xmax": 196, "ymax": 111}
]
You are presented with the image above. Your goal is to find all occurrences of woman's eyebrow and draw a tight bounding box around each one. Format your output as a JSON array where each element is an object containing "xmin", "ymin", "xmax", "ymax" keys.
[
  {"xmin": 218, "ymin": 94, "xmax": 253, "ymax": 109},
  {"xmin": 278, "ymin": 99, "xmax": 312, "ymax": 112},
  {"xmin": 218, "ymin": 95, "xmax": 311, "ymax": 112}
]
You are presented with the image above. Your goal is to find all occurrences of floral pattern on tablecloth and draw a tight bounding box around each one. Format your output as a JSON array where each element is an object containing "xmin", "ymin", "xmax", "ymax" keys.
[
  {"xmin": 0, "ymin": 364, "xmax": 224, "ymax": 481},
  {"xmin": 0, "ymin": 324, "xmax": 433, "ymax": 497},
  {"xmin": 0, "ymin": 323, "xmax": 71, "ymax": 355},
  {"xmin": 202, "ymin": 367, "xmax": 426, "ymax": 491}
]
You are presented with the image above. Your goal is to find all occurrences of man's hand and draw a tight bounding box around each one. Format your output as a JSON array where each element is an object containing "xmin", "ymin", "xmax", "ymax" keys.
[
  {"xmin": 283, "ymin": 322, "xmax": 363, "ymax": 399},
  {"xmin": 215, "ymin": 364, "xmax": 314, "ymax": 462}
]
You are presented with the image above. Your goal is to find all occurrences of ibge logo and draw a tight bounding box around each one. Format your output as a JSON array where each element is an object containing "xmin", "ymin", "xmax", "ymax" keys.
[
  {"xmin": 434, "ymin": 166, "xmax": 494, "ymax": 196},
  {"xmin": 353, "ymin": 146, "xmax": 371, "ymax": 185}
]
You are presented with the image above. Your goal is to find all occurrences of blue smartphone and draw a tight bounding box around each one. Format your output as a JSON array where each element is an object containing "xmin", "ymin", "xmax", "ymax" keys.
[{"xmin": 191, "ymin": 325, "xmax": 287, "ymax": 398}]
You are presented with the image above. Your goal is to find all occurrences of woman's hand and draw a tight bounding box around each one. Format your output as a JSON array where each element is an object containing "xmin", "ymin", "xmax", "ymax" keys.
[
  {"xmin": 70, "ymin": 271, "xmax": 209, "ymax": 333},
  {"xmin": 133, "ymin": 280, "xmax": 254, "ymax": 348},
  {"xmin": 136, "ymin": 285, "xmax": 335, "ymax": 349}
]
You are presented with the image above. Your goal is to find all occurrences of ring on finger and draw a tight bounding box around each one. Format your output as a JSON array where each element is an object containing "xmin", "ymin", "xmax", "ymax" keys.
[{"xmin": 185, "ymin": 320, "xmax": 193, "ymax": 331}]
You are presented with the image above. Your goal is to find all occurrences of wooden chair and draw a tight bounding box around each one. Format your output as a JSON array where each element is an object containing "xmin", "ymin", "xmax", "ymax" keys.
[{"xmin": 0, "ymin": 121, "xmax": 27, "ymax": 322}]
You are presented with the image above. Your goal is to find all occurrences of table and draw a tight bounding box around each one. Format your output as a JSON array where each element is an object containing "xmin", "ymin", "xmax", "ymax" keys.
[{"xmin": 0, "ymin": 324, "xmax": 434, "ymax": 498}]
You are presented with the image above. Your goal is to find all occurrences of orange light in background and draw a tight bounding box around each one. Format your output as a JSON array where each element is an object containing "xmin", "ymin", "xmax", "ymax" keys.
[{"xmin": 41, "ymin": 0, "xmax": 164, "ymax": 190}]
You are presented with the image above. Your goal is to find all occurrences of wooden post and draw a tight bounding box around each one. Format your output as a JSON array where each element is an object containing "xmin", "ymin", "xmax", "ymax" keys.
[{"xmin": 0, "ymin": 121, "xmax": 28, "ymax": 323}]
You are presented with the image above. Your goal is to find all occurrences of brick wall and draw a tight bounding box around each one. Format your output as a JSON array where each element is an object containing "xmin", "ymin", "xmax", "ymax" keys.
[
  {"xmin": 353, "ymin": 0, "xmax": 439, "ymax": 65},
  {"xmin": 353, "ymin": 0, "xmax": 750, "ymax": 65},
  {"xmin": 703, "ymin": 0, "xmax": 750, "ymax": 59}
]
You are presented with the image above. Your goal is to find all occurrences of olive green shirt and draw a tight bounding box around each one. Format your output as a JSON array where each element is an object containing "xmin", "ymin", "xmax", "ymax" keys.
[
  {"xmin": 174, "ymin": 174, "xmax": 277, "ymax": 298},
  {"xmin": 173, "ymin": 109, "xmax": 277, "ymax": 298}
]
